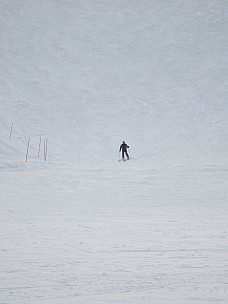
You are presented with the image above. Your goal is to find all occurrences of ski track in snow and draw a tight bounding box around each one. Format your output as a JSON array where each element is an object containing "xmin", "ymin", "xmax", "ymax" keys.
[{"xmin": 0, "ymin": 163, "xmax": 228, "ymax": 304}]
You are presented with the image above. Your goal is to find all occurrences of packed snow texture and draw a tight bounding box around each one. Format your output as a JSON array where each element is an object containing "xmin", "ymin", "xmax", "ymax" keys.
[{"xmin": 0, "ymin": 0, "xmax": 228, "ymax": 303}]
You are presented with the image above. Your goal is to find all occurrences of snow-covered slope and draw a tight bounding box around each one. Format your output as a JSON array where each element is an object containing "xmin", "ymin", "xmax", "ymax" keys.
[
  {"xmin": 1, "ymin": 2, "xmax": 228, "ymax": 304},
  {"xmin": 1, "ymin": 163, "xmax": 228, "ymax": 304},
  {"xmin": 1, "ymin": 0, "xmax": 227, "ymax": 164}
]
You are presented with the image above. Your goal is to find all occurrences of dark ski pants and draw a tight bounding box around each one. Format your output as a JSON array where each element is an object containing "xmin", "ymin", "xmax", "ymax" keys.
[{"xmin": 122, "ymin": 150, "xmax": 129, "ymax": 159}]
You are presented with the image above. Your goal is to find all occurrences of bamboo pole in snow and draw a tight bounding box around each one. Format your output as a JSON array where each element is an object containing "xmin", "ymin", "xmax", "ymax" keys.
[
  {"xmin": 45, "ymin": 139, "xmax": 48, "ymax": 161},
  {"xmin": 44, "ymin": 138, "xmax": 48, "ymax": 161},
  {"xmin": 38, "ymin": 134, "xmax": 42, "ymax": 158},
  {"xmin": 26, "ymin": 137, "xmax": 30, "ymax": 162},
  {"xmin": 9, "ymin": 122, "xmax": 13, "ymax": 139}
]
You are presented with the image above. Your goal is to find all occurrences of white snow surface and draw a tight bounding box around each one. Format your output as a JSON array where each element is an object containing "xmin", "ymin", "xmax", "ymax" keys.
[{"xmin": 0, "ymin": 0, "xmax": 228, "ymax": 303}]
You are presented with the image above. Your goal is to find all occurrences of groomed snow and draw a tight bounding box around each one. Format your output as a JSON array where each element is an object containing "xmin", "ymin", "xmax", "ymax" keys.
[
  {"xmin": 0, "ymin": 0, "xmax": 228, "ymax": 303},
  {"xmin": 1, "ymin": 162, "xmax": 228, "ymax": 303}
]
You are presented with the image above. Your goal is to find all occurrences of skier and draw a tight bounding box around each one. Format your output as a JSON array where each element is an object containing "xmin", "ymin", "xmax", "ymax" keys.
[{"xmin": 119, "ymin": 141, "xmax": 129, "ymax": 160}]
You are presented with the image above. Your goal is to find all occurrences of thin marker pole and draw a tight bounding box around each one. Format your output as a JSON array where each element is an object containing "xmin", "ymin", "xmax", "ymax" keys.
[
  {"xmin": 9, "ymin": 122, "xmax": 13, "ymax": 139},
  {"xmin": 38, "ymin": 134, "xmax": 42, "ymax": 158},
  {"xmin": 44, "ymin": 139, "xmax": 46, "ymax": 161},
  {"xmin": 26, "ymin": 137, "xmax": 30, "ymax": 162},
  {"xmin": 45, "ymin": 139, "xmax": 48, "ymax": 161}
]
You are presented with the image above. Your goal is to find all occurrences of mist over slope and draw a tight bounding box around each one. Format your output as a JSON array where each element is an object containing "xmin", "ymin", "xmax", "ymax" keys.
[{"xmin": 1, "ymin": 0, "xmax": 227, "ymax": 164}]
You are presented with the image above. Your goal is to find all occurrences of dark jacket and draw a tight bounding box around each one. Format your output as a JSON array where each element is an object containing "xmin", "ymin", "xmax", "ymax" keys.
[{"xmin": 119, "ymin": 142, "xmax": 129, "ymax": 152}]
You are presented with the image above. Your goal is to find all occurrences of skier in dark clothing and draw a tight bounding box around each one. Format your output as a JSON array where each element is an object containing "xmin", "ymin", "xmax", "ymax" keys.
[{"xmin": 119, "ymin": 141, "xmax": 129, "ymax": 160}]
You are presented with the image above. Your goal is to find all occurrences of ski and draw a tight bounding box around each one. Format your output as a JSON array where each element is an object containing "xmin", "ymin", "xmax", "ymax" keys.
[{"xmin": 118, "ymin": 158, "xmax": 130, "ymax": 162}]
